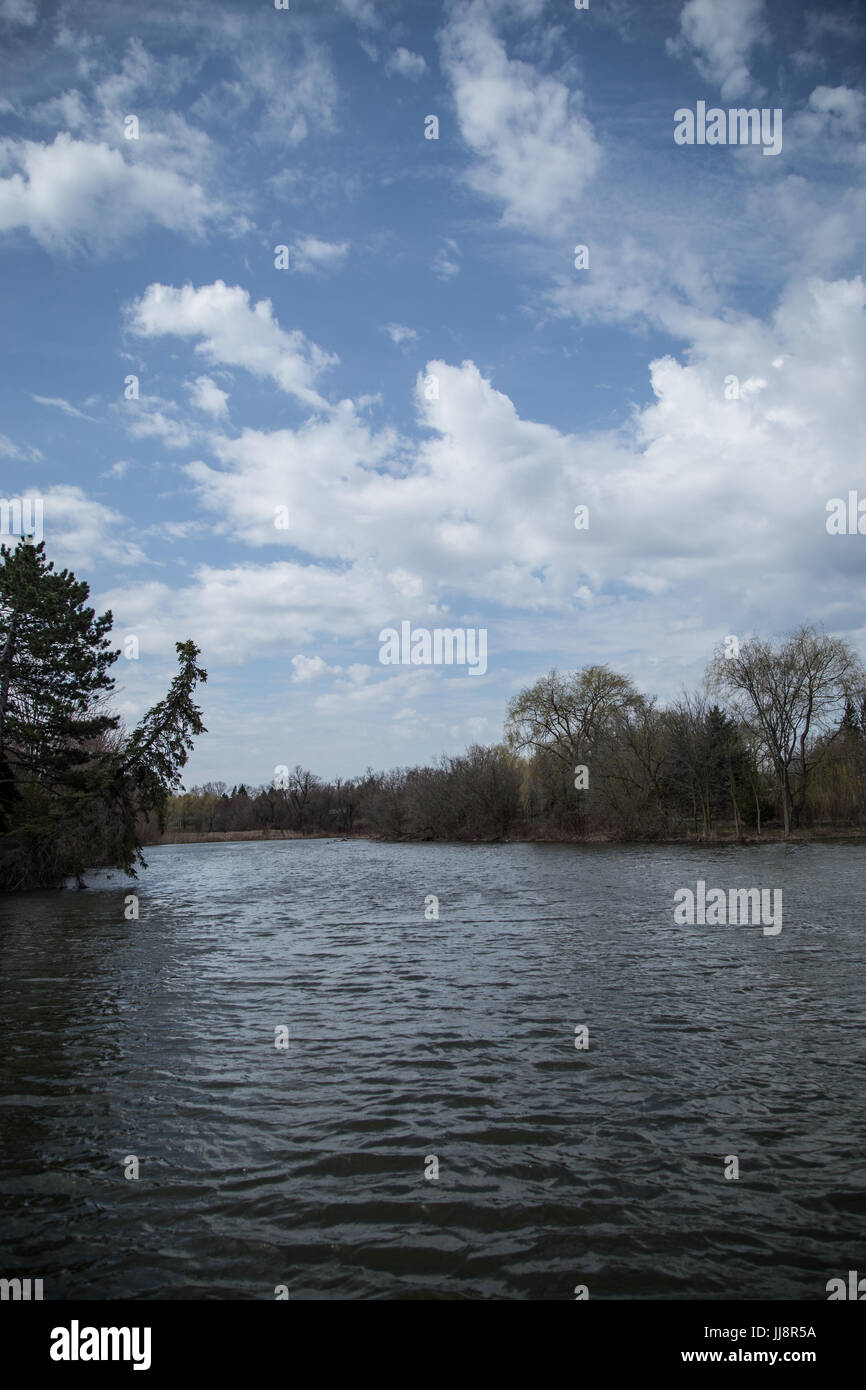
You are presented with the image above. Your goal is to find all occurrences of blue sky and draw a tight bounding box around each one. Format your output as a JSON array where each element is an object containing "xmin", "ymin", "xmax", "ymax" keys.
[{"xmin": 0, "ymin": 0, "xmax": 864, "ymax": 785}]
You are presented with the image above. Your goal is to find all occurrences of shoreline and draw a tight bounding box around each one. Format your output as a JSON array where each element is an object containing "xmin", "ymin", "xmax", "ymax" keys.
[{"xmin": 142, "ymin": 826, "xmax": 866, "ymax": 847}]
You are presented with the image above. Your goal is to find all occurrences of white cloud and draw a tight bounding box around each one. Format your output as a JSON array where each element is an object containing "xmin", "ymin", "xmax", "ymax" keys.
[
  {"xmin": 432, "ymin": 237, "xmax": 461, "ymax": 279},
  {"xmin": 7, "ymin": 30, "xmax": 333, "ymax": 251},
  {"xmin": 183, "ymin": 398, "xmax": 400, "ymax": 556},
  {"xmin": 385, "ymin": 47, "xmax": 427, "ymax": 80},
  {"xmin": 340, "ymin": 0, "xmax": 379, "ymax": 29},
  {"xmin": 92, "ymin": 269, "xmax": 866, "ymax": 779},
  {"xmin": 383, "ymin": 322, "xmax": 418, "ymax": 345},
  {"xmin": 0, "ymin": 432, "xmax": 42, "ymax": 461},
  {"xmin": 293, "ymin": 236, "xmax": 350, "ymax": 272},
  {"xmin": 101, "ymin": 460, "xmax": 131, "ymax": 479},
  {"xmin": 439, "ymin": 0, "xmax": 601, "ymax": 235},
  {"xmin": 186, "ymin": 375, "xmax": 230, "ymax": 420},
  {"xmin": 35, "ymin": 484, "xmax": 147, "ymax": 569},
  {"xmin": 159, "ymin": 520, "xmax": 208, "ymax": 541},
  {"xmin": 0, "ymin": 0, "xmax": 37, "ymax": 26},
  {"xmin": 805, "ymin": 11, "xmax": 864, "ymax": 45},
  {"xmin": 0, "ymin": 132, "xmax": 220, "ymax": 254},
  {"xmin": 101, "ymin": 558, "xmax": 425, "ymax": 664},
  {"xmin": 666, "ymin": 0, "xmax": 768, "ymax": 101},
  {"xmin": 102, "ymin": 273, "xmax": 864, "ymax": 703},
  {"xmin": 311, "ymin": 667, "xmax": 433, "ymax": 719},
  {"xmin": 125, "ymin": 406, "xmax": 193, "ymax": 450},
  {"xmin": 31, "ymin": 393, "xmax": 92, "ymax": 419},
  {"xmin": 127, "ymin": 280, "xmax": 339, "ymax": 411},
  {"xmin": 290, "ymin": 654, "xmax": 340, "ymax": 683},
  {"xmin": 807, "ymin": 85, "xmax": 866, "ymax": 133},
  {"xmin": 29, "ymin": 91, "xmax": 90, "ymax": 128},
  {"xmin": 209, "ymin": 40, "xmax": 338, "ymax": 146},
  {"xmin": 18, "ymin": 37, "xmax": 230, "ymax": 244}
]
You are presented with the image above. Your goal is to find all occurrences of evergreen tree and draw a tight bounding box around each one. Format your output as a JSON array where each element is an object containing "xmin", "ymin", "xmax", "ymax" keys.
[
  {"xmin": 108, "ymin": 639, "xmax": 208, "ymax": 877},
  {"xmin": 0, "ymin": 540, "xmax": 207, "ymax": 890},
  {"xmin": 0, "ymin": 540, "xmax": 119, "ymax": 815},
  {"xmin": 839, "ymin": 698, "xmax": 863, "ymax": 739}
]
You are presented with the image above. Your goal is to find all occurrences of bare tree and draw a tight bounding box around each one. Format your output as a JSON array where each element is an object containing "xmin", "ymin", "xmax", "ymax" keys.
[
  {"xmin": 709, "ymin": 626, "xmax": 864, "ymax": 834},
  {"xmin": 288, "ymin": 765, "xmax": 319, "ymax": 831}
]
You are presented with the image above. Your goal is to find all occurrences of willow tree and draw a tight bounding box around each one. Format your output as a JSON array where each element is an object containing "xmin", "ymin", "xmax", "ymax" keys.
[
  {"xmin": 505, "ymin": 665, "xmax": 641, "ymax": 831},
  {"xmin": 505, "ymin": 666, "xmax": 640, "ymax": 764},
  {"xmin": 0, "ymin": 539, "xmax": 207, "ymax": 889}
]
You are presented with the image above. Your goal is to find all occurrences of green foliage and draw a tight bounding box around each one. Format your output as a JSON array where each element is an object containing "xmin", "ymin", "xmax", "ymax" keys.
[
  {"xmin": 0, "ymin": 540, "xmax": 207, "ymax": 890},
  {"xmin": 0, "ymin": 540, "xmax": 119, "ymax": 801}
]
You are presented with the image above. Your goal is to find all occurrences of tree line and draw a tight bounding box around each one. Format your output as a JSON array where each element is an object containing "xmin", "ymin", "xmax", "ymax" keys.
[
  {"xmin": 2, "ymin": 534, "xmax": 863, "ymax": 886},
  {"xmin": 157, "ymin": 627, "xmax": 866, "ymax": 845}
]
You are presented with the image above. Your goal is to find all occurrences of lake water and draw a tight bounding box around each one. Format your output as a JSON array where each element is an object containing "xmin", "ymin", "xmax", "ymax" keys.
[{"xmin": 1, "ymin": 839, "xmax": 864, "ymax": 1301}]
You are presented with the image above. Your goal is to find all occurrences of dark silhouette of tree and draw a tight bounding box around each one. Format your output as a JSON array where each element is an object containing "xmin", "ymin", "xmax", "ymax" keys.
[{"xmin": 0, "ymin": 540, "xmax": 207, "ymax": 889}]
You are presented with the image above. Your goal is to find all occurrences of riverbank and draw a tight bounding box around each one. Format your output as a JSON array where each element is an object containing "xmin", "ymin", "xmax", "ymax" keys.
[{"xmin": 143, "ymin": 825, "xmax": 866, "ymax": 846}]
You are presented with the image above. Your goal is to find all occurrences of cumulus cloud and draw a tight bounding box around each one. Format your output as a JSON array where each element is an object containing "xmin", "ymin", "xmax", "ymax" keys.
[
  {"xmin": 0, "ymin": 0, "xmax": 37, "ymax": 26},
  {"xmin": 186, "ymin": 375, "xmax": 230, "ymax": 420},
  {"xmin": 439, "ymin": 0, "xmax": 601, "ymax": 234},
  {"xmin": 290, "ymin": 654, "xmax": 340, "ymax": 683},
  {"xmin": 293, "ymin": 236, "xmax": 350, "ymax": 272},
  {"xmin": 102, "ymin": 274, "xmax": 861, "ymax": 698},
  {"xmin": 101, "ymin": 460, "xmax": 131, "ymax": 479},
  {"xmin": 383, "ymin": 323, "xmax": 418, "ymax": 345},
  {"xmin": 784, "ymin": 85, "xmax": 866, "ymax": 169},
  {"xmin": 124, "ymin": 404, "xmax": 193, "ymax": 450},
  {"xmin": 0, "ymin": 31, "xmax": 340, "ymax": 257},
  {"xmin": 0, "ymin": 132, "xmax": 219, "ymax": 254},
  {"xmin": 385, "ymin": 47, "xmax": 427, "ymax": 80},
  {"xmin": 100, "ymin": 558, "xmax": 426, "ymax": 664},
  {"xmin": 666, "ymin": 0, "xmax": 768, "ymax": 101},
  {"xmin": 806, "ymin": 84, "xmax": 866, "ymax": 133},
  {"xmin": 31, "ymin": 484, "xmax": 147, "ymax": 569},
  {"xmin": 339, "ymin": 0, "xmax": 379, "ymax": 29},
  {"xmin": 127, "ymin": 281, "xmax": 339, "ymax": 411},
  {"xmin": 87, "ymin": 268, "xmax": 866, "ymax": 785}
]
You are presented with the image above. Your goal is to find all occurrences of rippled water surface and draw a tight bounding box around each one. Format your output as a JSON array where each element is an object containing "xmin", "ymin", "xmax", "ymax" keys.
[{"xmin": 1, "ymin": 839, "xmax": 865, "ymax": 1300}]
